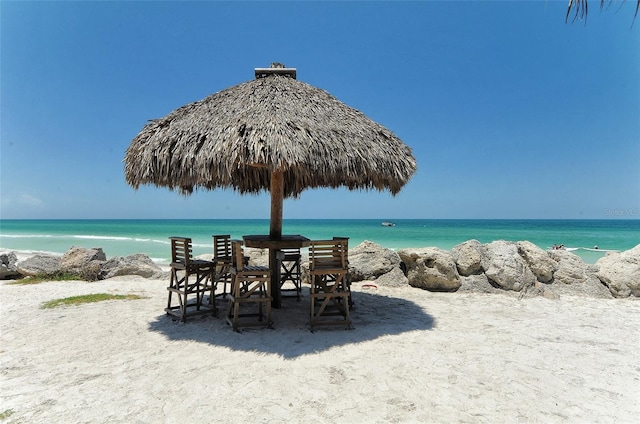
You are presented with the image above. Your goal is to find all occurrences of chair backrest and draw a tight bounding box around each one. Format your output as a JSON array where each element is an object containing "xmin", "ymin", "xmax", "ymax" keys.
[
  {"xmin": 213, "ymin": 234, "xmax": 232, "ymax": 259},
  {"xmin": 231, "ymin": 240, "xmax": 245, "ymax": 271},
  {"xmin": 309, "ymin": 239, "xmax": 348, "ymax": 271},
  {"xmin": 281, "ymin": 247, "xmax": 301, "ymax": 261},
  {"xmin": 332, "ymin": 237, "xmax": 349, "ymax": 264},
  {"xmin": 170, "ymin": 237, "xmax": 193, "ymax": 265}
]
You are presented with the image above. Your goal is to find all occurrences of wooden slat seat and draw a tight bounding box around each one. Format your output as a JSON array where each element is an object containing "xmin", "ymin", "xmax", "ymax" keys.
[
  {"xmin": 308, "ymin": 239, "xmax": 352, "ymax": 331},
  {"xmin": 226, "ymin": 240, "xmax": 273, "ymax": 332},
  {"xmin": 166, "ymin": 237, "xmax": 216, "ymax": 322}
]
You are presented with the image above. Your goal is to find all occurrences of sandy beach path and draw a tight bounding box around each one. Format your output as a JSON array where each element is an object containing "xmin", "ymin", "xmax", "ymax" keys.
[{"xmin": 1, "ymin": 278, "xmax": 638, "ymax": 423}]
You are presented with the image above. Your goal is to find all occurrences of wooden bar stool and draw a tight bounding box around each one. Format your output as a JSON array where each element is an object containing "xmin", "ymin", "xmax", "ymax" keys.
[
  {"xmin": 166, "ymin": 237, "xmax": 216, "ymax": 322},
  {"xmin": 308, "ymin": 239, "xmax": 352, "ymax": 331},
  {"xmin": 333, "ymin": 236, "xmax": 354, "ymax": 309},
  {"xmin": 226, "ymin": 240, "xmax": 273, "ymax": 332},
  {"xmin": 212, "ymin": 234, "xmax": 233, "ymax": 298},
  {"xmin": 280, "ymin": 247, "xmax": 302, "ymax": 300}
]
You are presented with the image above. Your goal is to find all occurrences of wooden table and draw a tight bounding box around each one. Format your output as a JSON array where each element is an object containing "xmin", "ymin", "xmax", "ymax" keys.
[{"xmin": 242, "ymin": 234, "xmax": 311, "ymax": 308}]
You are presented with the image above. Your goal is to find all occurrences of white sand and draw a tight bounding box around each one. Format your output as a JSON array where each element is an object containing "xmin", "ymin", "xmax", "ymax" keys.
[{"xmin": 1, "ymin": 277, "xmax": 638, "ymax": 423}]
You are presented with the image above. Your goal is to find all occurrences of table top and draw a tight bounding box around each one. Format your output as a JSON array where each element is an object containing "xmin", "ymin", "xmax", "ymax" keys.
[{"xmin": 243, "ymin": 234, "xmax": 311, "ymax": 249}]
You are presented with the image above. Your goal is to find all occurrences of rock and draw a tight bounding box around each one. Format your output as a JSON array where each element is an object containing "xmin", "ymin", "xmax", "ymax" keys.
[
  {"xmin": 17, "ymin": 254, "xmax": 61, "ymax": 277},
  {"xmin": 349, "ymin": 241, "xmax": 401, "ymax": 281},
  {"xmin": 595, "ymin": 244, "xmax": 640, "ymax": 298},
  {"xmin": 525, "ymin": 282, "xmax": 561, "ymax": 299},
  {"xmin": 451, "ymin": 240, "xmax": 483, "ymax": 276},
  {"xmin": 548, "ymin": 249, "xmax": 592, "ymax": 285},
  {"xmin": 245, "ymin": 248, "xmax": 269, "ymax": 267},
  {"xmin": 99, "ymin": 254, "xmax": 165, "ymax": 280},
  {"xmin": 546, "ymin": 276, "xmax": 613, "ymax": 299},
  {"xmin": 481, "ymin": 240, "xmax": 536, "ymax": 292},
  {"xmin": 398, "ymin": 247, "xmax": 461, "ymax": 292},
  {"xmin": 545, "ymin": 249, "xmax": 611, "ymax": 298},
  {"xmin": 374, "ymin": 267, "xmax": 408, "ymax": 287},
  {"xmin": 457, "ymin": 273, "xmax": 502, "ymax": 294},
  {"xmin": 196, "ymin": 253, "xmax": 214, "ymax": 262},
  {"xmin": 60, "ymin": 246, "xmax": 107, "ymax": 281},
  {"xmin": 0, "ymin": 252, "xmax": 21, "ymax": 279},
  {"xmin": 517, "ymin": 241, "xmax": 557, "ymax": 283}
]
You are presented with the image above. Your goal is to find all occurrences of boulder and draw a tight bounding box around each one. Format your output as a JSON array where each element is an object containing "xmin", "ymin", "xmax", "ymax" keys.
[
  {"xmin": 99, "ymin": 254, "xmax": 165, "ymax": 280},
  {"xmin": 517, "ymin": 241, "xmax": 557, "ymax": 283},
  {"xmin": 544, "ymin": 250, "xmax": 611, "ymax": 297},
  {"xmin": 451, "ymin": 240, "xmax": 484, "ymax": 276},
  {"xmin": 398, "ymin": 247, "xmax": 461, "ymax": 292},
  {"xmin": 457, "ymin": 273, "xmax": 502, "ymax": 294},
  {"xmin": 60, "ymin": 246, "xmax": 107, "ymax": 281},
  {"xmin": 348, "ymin": 240, "xmax": 401, "ymax": 281},
  {"xmin": 545, "ymin": 276, "xmax": 613, "ymax": 299},
  {"xmin": 245, "ymin": 248, "xmax": 269, "ymax": 267},
  {"xmin": 0, "ymin": 252, "xmax": 21, "ymax": 279},
  {"xmin": 481, "ymin": 240, "xmax": 536, "ymax": 292},
  {"xmin": 595, "ymin": 244, "xmax": 640, "ymax": 298},
  {"xmin": 196, "ymin": 253, "xmax": 215, "ymax": 262},
  {"xmin": 17, "ymin": 254, "xmax": 61, "ymax": 277},
  {"xmin": 548, "ymin": 249, "xmax": 593, "ymax": 285},
  {"xmin": 374, "ymin": 267, "xmax": 409, "ymax": 288}
]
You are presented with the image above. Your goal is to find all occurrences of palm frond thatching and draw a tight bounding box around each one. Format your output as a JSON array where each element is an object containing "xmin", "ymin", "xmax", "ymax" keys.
[
  {"xmin": 566, "ymin": 0, "xmax": 640, "ymax": 23},
  {"xmin": 124, "ymin": 71, "xmax": 417, "ymax": 198}
]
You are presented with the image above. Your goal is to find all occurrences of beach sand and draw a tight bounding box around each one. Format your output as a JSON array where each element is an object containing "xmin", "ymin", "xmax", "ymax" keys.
[{"xmin": 1, "ymin": 276, "xmax": 638, "ymax": 423}]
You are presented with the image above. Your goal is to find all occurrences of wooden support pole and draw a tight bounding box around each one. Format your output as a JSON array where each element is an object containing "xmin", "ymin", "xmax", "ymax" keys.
[
  {"xmin": 269, "ymin": 169, "xmax": 284, "ymax": 308},
  {"xmin": 269, "ymin": 170, "xmax": 284, "ymax": 239}
]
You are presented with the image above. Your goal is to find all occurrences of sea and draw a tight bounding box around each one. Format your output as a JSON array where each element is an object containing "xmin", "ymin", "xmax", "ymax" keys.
[{"xmin": 1, "ymin": 219, "xmax": 638, "ymax": 265}]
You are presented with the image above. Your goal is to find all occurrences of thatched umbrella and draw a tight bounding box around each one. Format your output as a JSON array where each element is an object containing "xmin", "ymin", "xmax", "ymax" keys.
[{"xmin": 124, "ymin": 63, "xmax": 417, "ymax": 238}]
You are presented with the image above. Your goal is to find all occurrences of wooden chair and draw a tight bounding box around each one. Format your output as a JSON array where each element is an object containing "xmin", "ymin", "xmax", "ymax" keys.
[
  {"xmin": 212, "ymin": 234, "xmax": 233, "ymax": 297},
  {"xmin": 280, "ymin": 247, "xmax": 302, "ymax": 300},
  {"xmin": 226, "ymin": 240, "xmax": 273, "ymax": 332},
  {"xmin": 166, "ymin": 237, "xmax": 216, "ymax": 322},
  {"xmin": 333, "ymin": 236, "xmax": 354, "ymax": 310},
  {"xmin": 308, "ymin": 239, "xmax": 352, "ymax": 331}
]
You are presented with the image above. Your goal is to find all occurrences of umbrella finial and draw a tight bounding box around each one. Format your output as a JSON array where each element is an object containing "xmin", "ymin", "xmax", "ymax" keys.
[{"xmin": 255, "ymin": 63, "xmax": 297, "ymax": 79}]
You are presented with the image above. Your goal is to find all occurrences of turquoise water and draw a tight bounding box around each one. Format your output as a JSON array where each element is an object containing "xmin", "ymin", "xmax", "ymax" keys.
[{"xmin": 1, "ymin": 219, "xmax": 638, "ymax": 264}]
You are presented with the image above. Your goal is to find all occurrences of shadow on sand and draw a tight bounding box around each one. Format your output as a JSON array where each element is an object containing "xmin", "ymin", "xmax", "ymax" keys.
[{"xmin": 148, "ymin": 288, "xmax": 435, "ymax": 359}]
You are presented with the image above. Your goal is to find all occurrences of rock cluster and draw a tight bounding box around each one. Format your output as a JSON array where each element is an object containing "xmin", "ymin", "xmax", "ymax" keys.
[
  {"xmin": 1, "ymin": 252, "xmax": 21, "ymax": 279},
  {"xmin": 344, "ymin": 240, "xmax": 637, "ymax": 299},
  {"xmin": 2, "ymin": 241, "xmax": 638, "ymax": 300},
  {"xmin": 2, "ymin": 246, "xmax": 166, "ymax": 281}
]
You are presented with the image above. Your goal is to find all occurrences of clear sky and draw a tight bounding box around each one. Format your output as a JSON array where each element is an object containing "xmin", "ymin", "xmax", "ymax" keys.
[{"xmin": 1, "ymin": 1, "xmax": 639, "ymax": 220}]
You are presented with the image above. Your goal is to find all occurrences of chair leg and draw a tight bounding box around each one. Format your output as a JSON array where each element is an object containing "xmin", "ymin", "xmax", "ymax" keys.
[
  {"xmin": 280, "ymin": 258, "xmax": 302, "ymax": 300},
  {"xmin": 181, "ymin": 273, "xmax": 189, "ymax": 322},
  {"xmin": 226, "ymin": 274, "xmax": 272, "ymax": 332},
  {"xmin": 167, "ymin": 271, "xmax": 175, "ymax": 313},
  {"xmin": 309, "ymin": 273, "xmax": 352, "ymax": 331}
]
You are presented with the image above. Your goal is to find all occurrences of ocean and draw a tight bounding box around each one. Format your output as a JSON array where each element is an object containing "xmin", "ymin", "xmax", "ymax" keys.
[{"xmin": 1, "ymin": 219, "xmax": 638, "ymax": 265}]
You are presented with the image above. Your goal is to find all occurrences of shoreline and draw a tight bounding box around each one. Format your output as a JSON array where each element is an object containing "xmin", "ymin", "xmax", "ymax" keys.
[
  {"xmin": 2, "ymin": 218, "xmax": 638, "ymax": 266},
  {"xmin": 0, "ymin": 243, "xmax": 612, "ymax": 266}
]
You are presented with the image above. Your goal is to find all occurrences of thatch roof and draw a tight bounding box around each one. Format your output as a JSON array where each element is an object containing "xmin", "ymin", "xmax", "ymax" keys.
[{"xmin": 124, "ymin": 67, "xmax": 417, "ymax": 198}]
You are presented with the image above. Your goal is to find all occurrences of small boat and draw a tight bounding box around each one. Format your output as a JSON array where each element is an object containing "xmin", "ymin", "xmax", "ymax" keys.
[
  {"xmin": 381, "ymin": 221, "xmax": 396, "ymax": 227},
  {"xmin": 549, "ymin": 245, "xmax": 579, "ymax": 252}
]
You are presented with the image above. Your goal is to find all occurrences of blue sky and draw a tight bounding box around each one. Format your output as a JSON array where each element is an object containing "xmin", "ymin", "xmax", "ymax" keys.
[{"xmin": 1, "ymin": 1, "xmax": 638, "ymax": 220}]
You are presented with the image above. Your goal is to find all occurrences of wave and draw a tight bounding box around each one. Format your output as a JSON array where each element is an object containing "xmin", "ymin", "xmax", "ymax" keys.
[{"xmin": 0, "ymin": 233, "xmax": 171, "ymax": 245}]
